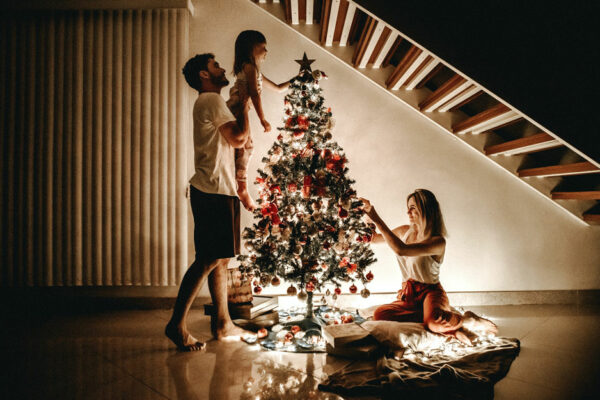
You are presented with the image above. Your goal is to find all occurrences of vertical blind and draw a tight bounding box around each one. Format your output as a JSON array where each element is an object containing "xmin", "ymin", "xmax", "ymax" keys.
[{"xmin": 0, "ymin": 8, "xmax": 191, "ymax": 286}]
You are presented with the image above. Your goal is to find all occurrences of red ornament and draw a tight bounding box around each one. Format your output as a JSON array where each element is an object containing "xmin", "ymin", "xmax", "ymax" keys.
[
  {"xmin": 338, "ymin": 207, "xmax": 348, "ymax": 218},
  {"xmin": 349, "ymin": 284, "xmax": 357, "ymax": 294},
  {"xmin": 356, "ymin": 236, "xmax": 363, "ymax": 242},
  {"xmin": 366, "ymin": 271, "xmax": 374, "ymax": 281},
  {"xmin": 287, "ymin": 183, "xmax": 298, "ymax": 192},
  {"xmin": 363, "ymin": 235, "xmax": 372, "ymax": 243},
  {"xmin": 271, "ymin": 276, "xmax": 281, "ymax": 286},
  {"xmin": 315, "ymin": 184, "xmax": 327, "ymax": 197},
  {"xmin": 325, "ymin": 154, "xmax": 346, "ymax": 174},
  {"xmin": 297, "ymin": 115, "xmax": 309, "ymax": 130},
  {"xmin": 257, "ymin": 328, "xmax": 268, "ymax": 339},
  {"xmin": 334, "ymin": 287, "xmax": 342, "ymax": 295},
  {"xmin": 285, "ymin": 117, "xmax": 294, "ymax": 128},
  {"xmin": 347, "ymin": 263, "xmax": 358, "ymax": 273},
  {"xmin": 270, "ymin": 185, "xmax": 281, "ymax": 194},
  {"xmin": 277, "ymin": 134, "xmax": 283, "ymax": 141},
  {"xmin": 339, "ymin": 257, "xmax": 350, "ymax": 268},
  {"xmin": 271, "ymin": 214, "xmax": 281, "ymax": 225},
  {"xmin": 293, "ymin": 129, "xmax": 305, "ymax": 139},
  {"xmin": 302, "ymin": 175, "xmax": 312, "ymax": 198},
  {"xmin": 306, "ymin": 282, "xmax": 315, "ymax": 292},
  {"xmin": 254, "ymin": 285, "xmax": 263, "ymax": 294},
  {"xmin": 341, "ymin": 314, "xmax": 354, "ymax": 324},
  {"xmin": 321, "ymin": 263, "xmax": 328, "ymax": 270}
]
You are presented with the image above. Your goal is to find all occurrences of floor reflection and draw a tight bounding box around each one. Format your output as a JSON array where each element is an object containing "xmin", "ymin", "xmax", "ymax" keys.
[
  {"xmin": 165, "ymin": 341, "xmax": 343, "ymax": 400},
  {"xmin": 4, "ymin": 306, "xmax": 598, "ymax": 399}
]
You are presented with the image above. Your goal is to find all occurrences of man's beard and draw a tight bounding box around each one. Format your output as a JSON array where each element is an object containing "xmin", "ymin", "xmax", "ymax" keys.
[{"xmin": 210, "ymin": 72, "xmax": 229, "ymax": 87}]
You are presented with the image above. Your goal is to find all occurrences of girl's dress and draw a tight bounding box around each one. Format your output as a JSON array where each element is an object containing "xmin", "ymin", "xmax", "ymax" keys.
[{"xmin": 226, "ymin": 67, "xmax": 263, "ymax": 182}]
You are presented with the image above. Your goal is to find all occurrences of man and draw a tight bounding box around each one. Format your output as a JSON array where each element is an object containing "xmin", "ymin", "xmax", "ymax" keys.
[{"xmin": 165, "ymin": 54, "xmax": 252, "ymax": 351}]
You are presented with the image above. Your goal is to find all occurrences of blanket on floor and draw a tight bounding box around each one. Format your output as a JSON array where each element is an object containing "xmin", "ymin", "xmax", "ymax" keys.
[{"xmin": 318, "ymin": 321, "xmax": 520, "ymax": 400}]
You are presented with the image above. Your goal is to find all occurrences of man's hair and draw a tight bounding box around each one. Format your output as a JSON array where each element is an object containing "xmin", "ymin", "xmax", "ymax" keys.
[
  {"xmin": 407, "ymin": 189, "xmax": 448, "ymax": 238},
  {"xmin": 182, "ymin": 53, "xmax": 214, "ymax": 91}
]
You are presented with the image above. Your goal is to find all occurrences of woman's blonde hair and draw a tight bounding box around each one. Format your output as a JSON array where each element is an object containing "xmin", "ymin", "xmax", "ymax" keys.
[{"xmin": 407, "ymin": 189, "xmax": 447, "ymax": 238}]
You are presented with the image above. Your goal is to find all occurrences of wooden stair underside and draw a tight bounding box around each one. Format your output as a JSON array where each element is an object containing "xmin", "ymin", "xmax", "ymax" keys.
[{"xmin": 253, "ymin": 0, "xmax": 599, "ymax": 225}]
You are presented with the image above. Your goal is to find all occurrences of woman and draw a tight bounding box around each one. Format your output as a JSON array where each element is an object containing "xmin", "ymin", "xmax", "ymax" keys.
[{"xmin": 360, "ymin": 189, "xmax": 497, "ymax": 345}]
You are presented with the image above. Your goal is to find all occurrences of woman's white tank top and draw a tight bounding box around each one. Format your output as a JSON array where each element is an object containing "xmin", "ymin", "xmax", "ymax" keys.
[{"xmin": 396, "ymin": 226, "xmax": 442, "ymax": 284}]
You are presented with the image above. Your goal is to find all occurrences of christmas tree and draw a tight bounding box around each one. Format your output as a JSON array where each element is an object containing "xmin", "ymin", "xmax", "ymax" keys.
[{"xmin": 238, "ymin": 53, "xmax": 376, "ymax": 319}]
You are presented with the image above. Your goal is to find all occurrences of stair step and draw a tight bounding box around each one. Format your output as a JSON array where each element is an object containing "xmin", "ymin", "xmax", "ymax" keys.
[
  {"xmin": 518, "ymin": 162, "xmax": 600, "ymax": 178},
  {"xmin": 551, "ymin": 191, "xmax": 600, "ymax": 200},
  {"xmin": 583, "ymin": 213, "xmax": 600, "ymax": 224},
  {"xmin": 485, "ymin": 133, "xmax": 561, "ymax": 156},
  {"xmin": 452, "ymin": 103, "xmax": 521, "ymax": 134}
]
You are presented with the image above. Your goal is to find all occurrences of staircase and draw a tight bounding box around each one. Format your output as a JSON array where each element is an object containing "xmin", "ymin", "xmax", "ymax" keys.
[{"xmin": 251, "ymin": 0, "xmax": 600, "ymax": 225}]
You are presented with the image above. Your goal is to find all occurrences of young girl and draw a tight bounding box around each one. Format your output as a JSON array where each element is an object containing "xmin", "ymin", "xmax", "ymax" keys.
[{"xmin": 227, "ymin": 30, "xmax": 290, "ymax": 211}]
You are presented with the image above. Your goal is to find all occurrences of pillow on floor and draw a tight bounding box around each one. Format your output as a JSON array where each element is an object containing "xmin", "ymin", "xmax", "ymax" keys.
[{"xmin": 361, "ymin": 320, "xmax": 448, "ymax": 352}]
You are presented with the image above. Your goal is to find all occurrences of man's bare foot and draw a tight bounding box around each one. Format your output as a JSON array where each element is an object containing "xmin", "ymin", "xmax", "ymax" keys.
[
  {"xmin": 237, "ymin": 188, "xmax": 256, "ymax": 212},
  {"xmin": 463, "ymin": 311, "xmax": 498, "ymax": 336},
  {"xmin": 214, "ymin": 321, "xmax": 254, "ymax": 341},
  {"xmin": 165, "ymin": 322, "xmax": 206, "ymax": 352}
]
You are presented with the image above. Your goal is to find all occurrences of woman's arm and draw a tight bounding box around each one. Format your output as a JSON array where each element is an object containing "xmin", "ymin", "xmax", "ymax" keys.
[
  {"xmin": 371, "ymin": 225, "xmax": 406, "ymax": 244},
  {"xmin": 360, "ymin": 198, "xmax": 445, "ymax": 257},
  {"xmin": 243, "ymin": 64, "xmax": 270, "ymax": 131},
  {"xmin": 262, "ymin": 75, "xmax": 290, "ymax": 93}
]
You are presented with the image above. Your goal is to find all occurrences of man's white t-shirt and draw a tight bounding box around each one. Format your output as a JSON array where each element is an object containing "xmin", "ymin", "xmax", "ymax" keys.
[{"xmin": 189, "ymin": 92, "xmax": 238, "ymax": 197}]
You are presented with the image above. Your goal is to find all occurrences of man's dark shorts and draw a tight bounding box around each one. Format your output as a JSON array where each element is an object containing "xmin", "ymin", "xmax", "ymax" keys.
[{"xmin": 190, "ymin": 185, "xmax": 240, "ymax": 260}]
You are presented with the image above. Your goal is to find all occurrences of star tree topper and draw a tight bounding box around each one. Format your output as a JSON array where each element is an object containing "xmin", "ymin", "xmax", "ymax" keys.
[{"xmin": 295, "ymin": 52, "xmax": 315, "ymax": 73}]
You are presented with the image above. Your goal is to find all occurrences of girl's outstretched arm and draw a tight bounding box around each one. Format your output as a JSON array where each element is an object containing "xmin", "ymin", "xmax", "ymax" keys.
[
  {"xmin": 243, "ymin": 63, "xmax": 270, "ymax": 132},
  {"xmin": 262, "ymin": 75, "xmax": 290, "ymax": 93}
]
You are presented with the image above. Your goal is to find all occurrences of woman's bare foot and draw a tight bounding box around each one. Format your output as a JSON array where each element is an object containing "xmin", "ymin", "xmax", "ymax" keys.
[
  {"xmin": 165, "ymin": 322, "xmax": 206, "ymax": 352},
  {"xmin": 237, "ymin": 187, "xmax": 256, "ymax": 212},
  {"xmin": 454, "ymin": 327, "xmax": 477, "ymax": 346},
  {"xmin": 213, "ymin": 321, "xmax": 254, "ymax": 341},
  {"xmin": 462, "ymin": 311, "xmax": 498, "ymax": 336}
]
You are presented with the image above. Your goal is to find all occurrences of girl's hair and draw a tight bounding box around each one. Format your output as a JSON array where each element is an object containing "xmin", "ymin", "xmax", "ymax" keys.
[
  {"xmin": 407, "ymin": 189, "xmax": 448, "ymax": 238},
  {"xmin": 233, "ymin": 30, "xmax": 266, "ymax": 75}
]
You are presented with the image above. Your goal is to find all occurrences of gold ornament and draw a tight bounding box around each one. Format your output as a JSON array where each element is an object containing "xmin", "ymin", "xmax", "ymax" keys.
[
  {"xmin": 287, "ymin": 285, "xmax": 297, "ymax": 296},
  {"xmin": 297, "ymin": 290, "xmax": 308, "ymax": 301}
]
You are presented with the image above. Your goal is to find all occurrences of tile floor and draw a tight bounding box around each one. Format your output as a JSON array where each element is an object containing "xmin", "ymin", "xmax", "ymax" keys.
[{"xmin": 2, "ymin": 304, "xmax": 599, "ymax": 399}]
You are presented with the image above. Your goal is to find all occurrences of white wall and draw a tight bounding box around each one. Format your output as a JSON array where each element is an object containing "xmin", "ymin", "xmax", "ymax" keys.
[{"xmin": 190, "ymin": 0, "xmax": 600, "ymax": 296}]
